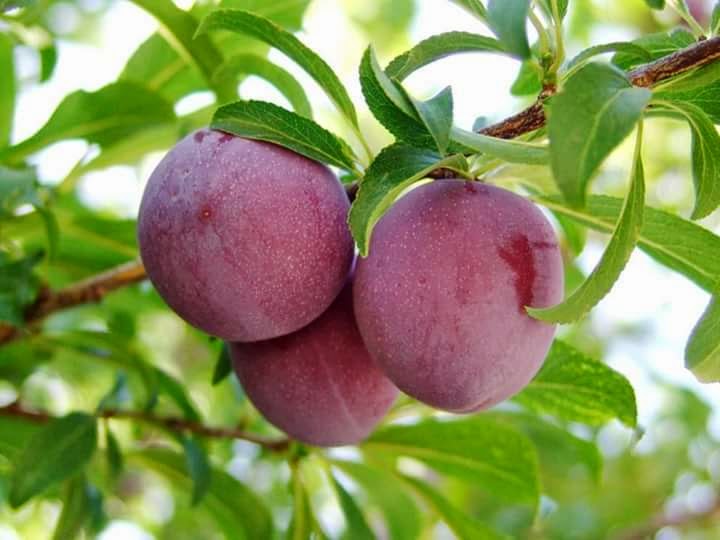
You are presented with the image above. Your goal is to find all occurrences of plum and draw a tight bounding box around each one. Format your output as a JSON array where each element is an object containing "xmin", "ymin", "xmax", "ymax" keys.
[
  {"xmin": 354, "ymin": 180, "xmax": 564, "ymax": 413},
  {"xmin": 137, "ymin": 129, "xmax": 354, "ymax": 342},
  {"xmin": 231, "ymin": 283, "xmax": 398, "ymax": 447}
]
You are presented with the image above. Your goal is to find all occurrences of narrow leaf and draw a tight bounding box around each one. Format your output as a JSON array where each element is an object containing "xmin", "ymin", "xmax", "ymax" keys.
[
  {"xmin": 491, "ymin": 411, "xmax": 603, "ymax": 484},
  {"xmin": 386, "ymin": 32, "xmax": 505, "ymax": 81},
  {"xmin": 449, "ymin": 0, "xmax": 487, "ymax": 20},
  {"xmin": 487, "ymin": 0, "xmax": 531, "ymax": 59},
  {"xmin": 131, "ymin": 449, "xmax": 273, "ymax": 539},
  {"xmin": 654, "ymin": 100, "xmax": 720, "ymax": 219},
  {"xmin": 538, "ymin": 0, "xmax": 569, "ymax": 19},
  {"xmin": 287, "ymin": 467, "xmax": 314, "ymax": 540},
  {"xmin": 409, "ymin": 87, "xmax": 454, "ymax": 154},
  {"xmin": 686, "ymin": 296, "xmax": 720, "ymax": 382},
  {"xmin": 1, "ymin": 82, "xmax": 176, "ymax": 164},
  {"xmin": 182, "ymin": 436, "xmax": 212, "ymax": 506},
  {"xmin": 645, "ymin": 0, "xmax": 665, "ymax": 8},
  {"xmin": 105, "ymin": 428, "xmax": 123, "ymax": 479},
  {"xmin": 197, "ymin": 9, "xmax": 358, "ymax": 128},
  {"xmin": 400, "ymin": 475, "xmax": 508, "ymax": 540},
  {"xmin": 365, "ymin": 417, "xmax": 540, "ymax": 507},
  {"xmin": 349, "ymin": 144, "xmax": 469, "ymax": 255},
  {"xmin": 713, "ymin": 2, "xmax": 720, "ymax": 35},
  {"xmin": 212, "ymin": 343, "xmax": 233, "ymax": 386},
  {"xmin": 515, "ymin": 340, "xmax": 638, "ymax": 427},
  {"xmin": 330, "ymin": 474, "xmax": 375, "ymax": 540},
  {"xmin": 566, "ymin": 42, "xmax": 652, "ymax": 72},
  {"xmin": 0, "ymin": 250, "xmax": 42, "ymax": 326},
  {"xmin": 537, "ymin": 195, "xmax": 720, "ymax": 293},
  {"xmin": 52, "ymin": 476, "xmax": 90, "ymax": 540},
  {"xmin": 531, "ymin": 122, "xmax": 645, "ymax": 322},
  {"xmin": 548, "ymin": 62, "xmax": 650, "ymax": 207},
  {"xmin": 612, "ymin": 29, "xmax": 694, "ymax": 70},
  {"xmin": 332, "ymin": 461, "xmax": 422, "ymax": 540},
  {"xmin": 211, "ymin": 100, "xmax": 356, "ymax": 170},
  {"xmin": 451, "ymin": 126, "xmax": 549, "ymax": 165},
  {"xmin": 653, "ymin": 62, "xmax": 720, "ymax": 123},
  {"xmin": 213, "ymin": 53, "xmax": 313, "ymax": 118},
  {"xmin": 10, "ymin": 413, "xmax": 97, "ymax": 508},
  {"xmin": 0, "ymin": 32, "xmax": 15, "ymax": 148}
]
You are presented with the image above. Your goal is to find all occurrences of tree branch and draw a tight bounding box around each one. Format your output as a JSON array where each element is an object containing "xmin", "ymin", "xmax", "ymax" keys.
[
  {"xmin": 479, "ymin": 35, "xmax": 720, "ymax": 140},
  {"xmin": 3, "ymin": 36, "xmax": 720, "ymax": 346},
  {"xmin": 0, "ymin": 401, "xmax": 290, "ymax": 451},
  {"xmin": 0, "ymin": 259, "xmax": 148, "ymax": 345}
]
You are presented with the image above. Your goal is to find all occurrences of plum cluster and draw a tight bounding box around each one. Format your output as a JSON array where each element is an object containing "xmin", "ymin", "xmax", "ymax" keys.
[{"xmin": 138, "ymin": 130, "xmax": 564, "ymax": 447}]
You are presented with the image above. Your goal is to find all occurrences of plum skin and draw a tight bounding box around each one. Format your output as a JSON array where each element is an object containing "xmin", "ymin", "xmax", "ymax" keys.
[
  {"xmin": 231, "ymin": 283, "xmax": 399, "ymax": 447},
  {"xmin": 137, "ymin": 129, "xmax": 354, "ymax": 342},
  {"xmin": 354, "ymin": 180, "xmax": 564, "ymax": 413}
]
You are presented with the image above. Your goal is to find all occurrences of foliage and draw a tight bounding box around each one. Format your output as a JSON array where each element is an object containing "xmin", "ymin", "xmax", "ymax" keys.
[{"xmin": 0, "ymin": 0, "xmax": 719, "ymax": 538}]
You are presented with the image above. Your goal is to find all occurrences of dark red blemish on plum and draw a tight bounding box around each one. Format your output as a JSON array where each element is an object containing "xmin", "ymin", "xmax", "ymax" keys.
[
  {"xmin": 194, "ymin": 131, "xmax": 208, "ymax": 143},
  {"xmin": 498, "ymin": 234, "xmax": 536, "ymax": 313},
  {"xmin": 218, "ymin": 132, "xmax": 234, "ymax": 144},
  {"xmin": 463, "ymin": 182, "xmax": 477, "ymax": 194}
]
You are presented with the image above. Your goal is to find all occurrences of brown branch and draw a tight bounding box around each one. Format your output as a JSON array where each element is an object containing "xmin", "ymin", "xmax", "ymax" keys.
[
  {"xmin": 479, "ymin": 35, "xmax": 720, "ymax": 140},
  {"xmin": 0, "ymin": 259, "xmax": 148, "ymax": 345},
  {"xmin": 0, "ymin": 401, "xmax": 290, "ymax": 451}
]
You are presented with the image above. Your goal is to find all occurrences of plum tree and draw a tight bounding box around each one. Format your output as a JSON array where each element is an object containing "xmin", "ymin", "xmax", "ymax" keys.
[
  {"xmin": 138, "ymin": 129, "xmax": 354, "ymax": 342},
  {"xmin": 231, "ymin": 282, "xmax": 398, "ymax": 447},
  {"xmin": 354, "ymin": 180, "xmax": 564, "ymax": 412}
]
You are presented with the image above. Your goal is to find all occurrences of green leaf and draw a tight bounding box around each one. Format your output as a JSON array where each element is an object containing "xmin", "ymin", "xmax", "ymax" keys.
[
  {"xmin": 213, "ymin": 53, "xmax": 313, "ymax": 118},
  {"xmin": 612, "ymin": 29, "xmax": 694, "ymax": 70},
  {"xmin": 1, "ymin": 82, "xmax": 176, "ymax": 165},
  {"xmin": 131, "ymin": 449, "xmax": 273, "ymax": 539},
  {"xmin": 10, "ymin": 412, "xmax": 97, "ymax": 508},
  {"xmin": 348, "ymin": 144, "xmax": 469, "ymax": 255},
  {"xmin": 491, "ymin": 411, "xmax": 602, "ymax": 484},
  {"xmin": 330, "ymin": 474, "xmax": 374, "ymax": 540},
  {"xmin": 0, "ymin": 416, "xmax": 41, "ymax": 461},
  {"xmin": 566, "ymin": 42, "xmax": 652, "ymax": 73},
  {"xmin": 653, "ymin": 100, "xmax": 720, "ymax": 219},
  {"xmin": 365, "ymin": 416, "xmax": 540, "ymax": 507},
  {"xmin": 105, "ymin": 428, "xmax": 123, "ymax": 479},
  {"xmin": 548, "ymin": 62, "xmax": 650, "ymax": 207},
  {"xmin": 39, "ymin": 44, "xmax": 58, "ymax": 83},
  {"xmin": 386, "ymin": 32, "xmax": 506, "ymax": 81},
  {"xmin": 448, "ymin": 0, "xmax": 487, "ymax": 20},
  {"xmin": 538, "ymin": 0, "xmax": 569, "ymax": 19},
  {"xmin": 0, "ymin": 166, "xmax": 41, "ymax": 217},
  {"xmin": 531, "ymin": 122, "xmax": 645, "ymax": 322},
  {"xmin": 511, "ymin": 60, "xmax": 542, "ymax": 96},
  {"xmin": 653, "ymin": 62, "xmax": 720, "ymax": 123},
  {"xmin": 52, "ymin": 476, "xmax": 90, "ymax": 540},
  {"xmin": 399, "ymin": 475, "xmax": 508, "ymax": 540},
  {"xmin": 121, "ymin": 32, "xmax": 206, "ymax": 103},
  {"xmin": 0, "ymin": 250, "xmax": 42, "ymax": 326},
  {"xmin": 712, "ymin": 2, "xmax": 720, "ymax": 35},
  {"xmin": 359, "ymin": 47, "xmax": 436, "ymax": 149},
  {"xmin": 408, "ymin": 87, "xmax": 454, "ymax": 154},
  {"xmin": 212, "ymin": 343, "xmax": 233, "ymax": 386},
  {"xmin": 644, "ymin": 0, "xmax": 665, "ymax": 9},
  {"xmin": 451, "ymin": 126, "xmax": 550, "ymax": 165},
  {"xmin": 539, "ymin": 195, "xmax": 720, "ymax": 292},
  {"xmin": 332, "ymin": 461, "xmax": 422, "ymax": 540},
  {"xmin": 129, "ymin": 0, "xmax": 231, "ymax": 99},
  {"xmin": 182, "ymin": 436, "xmax": 212, "ymax": 506},
  {"xmin": 197, "ymin": 9, "xmax": 358, "ymax": 128},
  {"xmin": 686, "ymin": 296, "xmax": 720, "ymax": 382},
  {"xmin": 287, "ymin": 466, "xmax": 314, "ymax": 540},
  {"xmin": 0, "ymin": 32, "xmax": 14, "ymax": 148},
  {"xmin": 514, "ymin": 340, "xmax": 638, "ymax": 427},
  {"xmin": 487, "ymin": 0, "xmax": 531, "ymax": 59},
  {"xmin": 211, "ymin": 100, "xmax": 356, "ymax": 170}
]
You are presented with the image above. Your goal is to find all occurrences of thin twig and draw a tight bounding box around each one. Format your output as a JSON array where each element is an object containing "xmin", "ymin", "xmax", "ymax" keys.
[
  {"xmin": 0, "ymin": 259, "xmax": 148, "ymax": 345},
  {"xmin": 480, "ymin": 35, "xmax": 720, "ymax": 140},
  {"xmin": 0, "ymin": 401, "xmax": 290, "ymax": 451}
]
